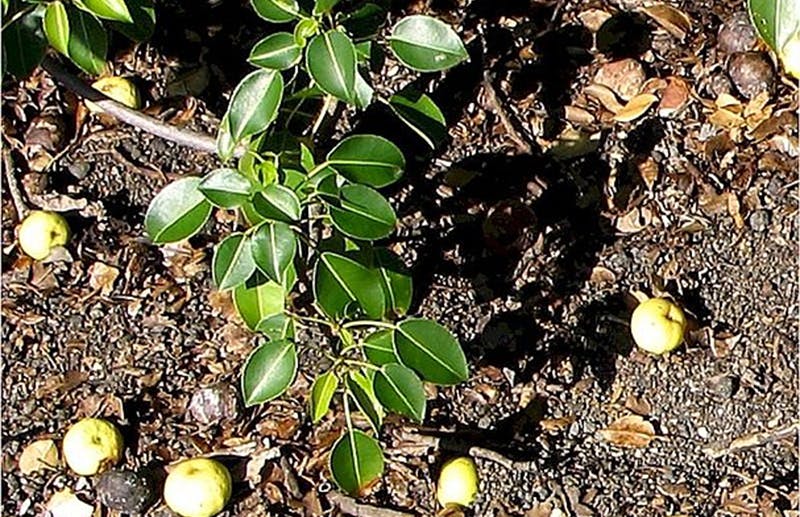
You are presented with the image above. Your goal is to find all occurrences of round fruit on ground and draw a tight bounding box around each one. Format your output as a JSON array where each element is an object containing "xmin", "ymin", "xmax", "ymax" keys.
[
  {"xmin": 630, "ymin": 297, "xmax": 687, "ymax": 354},
  {"xmin": 62, "ymin": 418, "xmax": 123, "ymax": 476},
  {"xmin": 436, "ymin": 456, "xmax": 479, "ymax": 508},
  {"xmin": 17, "ymin": 210, "xmax": 70, "ymax": 260},
  {"xmin": 163, "ymin": 458, "xmax": 232, "ymax": 517}
]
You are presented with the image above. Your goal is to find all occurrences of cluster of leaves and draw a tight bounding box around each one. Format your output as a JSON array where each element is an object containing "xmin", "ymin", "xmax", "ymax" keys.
[
  {"xmin": 145, "ymin": 0, "xmax": 470, "ymax": 496},
  {"xmin": 2, "ymin": 0, "xmax": 155, "ymax": 78}
]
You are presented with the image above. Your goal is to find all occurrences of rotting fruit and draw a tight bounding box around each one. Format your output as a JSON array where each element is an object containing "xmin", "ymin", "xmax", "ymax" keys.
[
  {"xmin": 436, "ymin": 456, "xmax": 479, "ymax": 508},
  {"xmin": 630, "ymin": 297, "xmax": 687, "ymax": 354},
  {"xmin": 17, "ymin": 210, "xmax": 70, "ymax": 260},
  {"xmin": 62, "ymin": 418, "xmax": 124, "ymax": 476},
  {"xmin": 163, "ymin": 458, "xmax": 232, "ymax": 517},
  {"xmin": 86, "ymin": 76, "xmax": 141, "ymax": 113}
]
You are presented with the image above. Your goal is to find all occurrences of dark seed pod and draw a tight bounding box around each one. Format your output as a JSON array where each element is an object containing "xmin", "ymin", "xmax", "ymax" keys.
[
  {"xmin": 188, "ymin": 382, "xmax": 240, "ymax": 425},
  {"xmin": 718, "ymin": 12, "xmax": 758, "ymax": 54},
  {"xmin": 727, "ymin": 51, "xmax": 775, "ymax": 99},
  {"xmin": 95, "ymin": 469, "xmax": 156, "ymax": 515}
]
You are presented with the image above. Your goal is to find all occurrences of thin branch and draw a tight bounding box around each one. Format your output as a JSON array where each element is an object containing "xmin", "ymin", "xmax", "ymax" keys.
[
  {"xmin": 1, "ymin": 148, "xmax": 28, "ymax": 219},
  {"xmin": 326, "ymin": 492, "xmax": 414, "ymax": 517},
  {"xmin": 703, "ymin": 421, "xmax": 799, "ymax": 458},
  {"xmin": 40, "ymin": 56, "xmax": 244, "ymax": 158}
]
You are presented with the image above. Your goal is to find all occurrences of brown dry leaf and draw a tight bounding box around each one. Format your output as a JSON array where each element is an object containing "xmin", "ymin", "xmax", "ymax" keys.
[
  {"xmin": 46, "ymin": 488, "xmax": 95, "ymax": 517},
  {"xmin": 637, "ymin": 156, "xmax": 659, "ymax": 190},
  {"xmin": 19, "ymin": 439, "xmax": 59, "ymax": 474},
  {"xmin": 577, "ymin": 8, "xmax": 611, "ymax": 32},
  {"xmin": 564, "ymin": 105, "xmax": 595, "ymax": 125},
  {"xmin": 709, "ymin": 108, "xmax": 746, "ymax": 129},
  {"xmin": 598, "ymin": 415, "xmax": 656, "ymax": 448},
  {"xmin": 623, "ymin": 394, "xmax": 652, "ymax": 416},
  {"xmin": 584, "ymin": 83, "xmax": 624, "ymax": 114},
  {"xmin": 615, "ymin": 206, "xmax": 654, "ymax": 233},
  {"xmin": 715, "ymin": 93, "xmax": 742, "ymax": 112},
  {"xmin": 613, "ymin": 93, "xmax": 658, "ymax": 122},
  {"xmin": 589, "ymin": 265, "xmax": 617, "ymax": 285},
  {"xmin": 594, "ymin": 58, "xmax": 645, "ymax": 100},
  {"xmin": 658, "ymin": 76, "xmax": 691, "ymax": 117},
  {"xmin": 641, "ymin": 4, "xmax": 692, "ymax": 40},
  {"xmin": 88, "ymin": 262, "xmax": 120, "ymax": 296},
  {"xmin": 540, "ymin": 416, "xmax": 576, "ymax": 432},
  {"xmin": 525, "ymin": 501, "xmax": 556, "ymax": 517}
]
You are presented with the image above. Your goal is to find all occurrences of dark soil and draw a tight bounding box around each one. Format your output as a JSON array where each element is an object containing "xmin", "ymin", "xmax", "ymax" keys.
[{"xmin": 2, "ymin": 0, "xmax": 798, "ymax": 516}]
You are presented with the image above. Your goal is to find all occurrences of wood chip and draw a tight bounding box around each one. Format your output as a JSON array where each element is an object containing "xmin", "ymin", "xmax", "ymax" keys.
[
  {"xmin": 46, "ymin": 489, "xmax": 95, "ymax": 517},
  {"xmin": 598, "ymin": 415, "xmax": 656, "ymax": 448},
  {"xmin": 88, "ymin": 262, "xmax": 120, "ymax": 296},
  {"xmin": 613, "ymin": 93, "xmax": 658, "ymax": 122},
  {"xmin": 641, "ymin": 4, "xmax": 692, "ymax": 40},
  {"xmin": 19, "ymin": 439, "xmax": 59, "ymax": 474}
]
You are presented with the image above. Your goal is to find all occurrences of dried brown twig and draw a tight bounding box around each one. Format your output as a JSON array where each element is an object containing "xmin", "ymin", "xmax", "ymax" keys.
[{"xmin": 40, "ymin": 56, "xmax": 244, "ymax": 158}]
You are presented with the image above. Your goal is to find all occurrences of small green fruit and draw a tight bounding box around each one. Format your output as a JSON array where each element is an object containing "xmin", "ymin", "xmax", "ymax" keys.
[
  {"xmin": 62, "ymin": 418, "xmax": 124, "ymax": 476},
  {"xmin": 436, "ymin": 456, "xmax": 478, "ymax": 508},
  {"xmin": 163, "ymin": 458, "xmax": 232, "ymax": 517},
  {"xmin": 17, "ymin": 210, "xmax": 70, "ymax": 260},
  {"xmin": 630, "ymin": 297, "xmax": 686, "ymax": 354}
]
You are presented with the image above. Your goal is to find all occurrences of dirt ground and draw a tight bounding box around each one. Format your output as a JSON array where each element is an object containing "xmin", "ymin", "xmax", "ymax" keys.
[{"xmin": 2, "ymin": 0, "xmax": 798, "ymax": 516}]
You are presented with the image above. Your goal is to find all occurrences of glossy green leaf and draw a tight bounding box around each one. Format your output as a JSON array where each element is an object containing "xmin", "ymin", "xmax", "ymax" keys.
[
  {"xmin": 256, "ymin": 312, "xmax": 294, "ymax": 341},
  {"xmin": 314, "ymin": 252, "xmax": 384, "ymax": 320},
  {"xmin": 44, "ymin": 1, "xmax": 69, "ymax": 56},
  {"xmin": 341, "ymin": 2, "xmax": 387, "ymax": 40},
  {"xmin": 313, "ymin": 0, "xmax": 340, "ymax": 15},
  {"xmin": 251, "ymin": 221, "xmax": 297, "ymax": 283},
  {"xmin": 216, "ymin": 114, "xmax": 237, "ymax": 162},
  {"xmin": 329, "ymin": 184, "xmax": 396, "ymax": 241},
  {"xmin": 233, "ymin": 275, "xmax": 285, "ymax": 330},
  {"xmin": 76, "ymin": 0, "xmax": 131, "ymax": 22},
  {"xmin": 353, "ymin": 71, "xmax": 373, "ymax": 109},
  {"xmin": 389, "ymin": 87, "xmax": 447, "ymax": 148},
  {"xmin": 251, "ymin": 0, "xmax": 299, "ymax": 23},
  {"xmin": 363, "ymin": 329, "xmax": 399, "ymax": 366},
  {"xmin": 748, "ymin": 0, "xmax": 798, "ymax": 52},
  {"xmin": 293, "ymin": 17, "xmax": 318, "ymax": 46},
  {"xmin": 305, "ymin": 31, "xmax": 357, "ymax": 103},
  {"xmin": 241, "ymin": 339, "xmax": 297, "ymax": 406},
  {"xmin": 330, "ymin": 430, "xmax": 384, "ymax": 495},
  {"xmin": 227, "ymin": 69, "xmax": 284, "ymax": 142},
  {"xmin": 212, "ymin": 233, "xmax": 256, "ymax": 291},
  {"xmin": 252, "ymin": 184, "xmax": 301, "ymax": 222},
  {"xmin": 4, "ymin": 9, "xmax": 46, "ymax": 78},
  {"xmin": 374, "ymin": 363, "xmax": 426, "ymax": 422},
  {"xmin": 310, "ymin": 371, "xmax": 338, "ymax": 423},
  {"xmin": 145, "ymin": 177, "xmax": 212, "ymax": 244},
  {"xmin": 346, "ymin": 371, "xmax": 383, "ymax": 433},
  {"xmin": 388, "ymin": 15, "xmax": 468, "ymax": 72},
  {"xmin": 375, "ymin": 248, "xmax": 412, "ymax": 316},
  {"xmin": 327, "ymin": 135, "xmax": 405, "ymax": 188},
  {"xmin": 393, "ymin": 318, "xmax": 467, "ymax": 385},
  {"xmin": 199, "ymin": 168, "xmax": 254, "ymax": 208},
  {"xmin": 109, "ymin": 0, "xmax": 155, "ymax": 41},
  {"xmin": 249, "ymin": 32, "xmax": 303, "ymax": 70},
  {"xmin": 65, "ymin": 5, "xmax": 107, "ymax": 75}
]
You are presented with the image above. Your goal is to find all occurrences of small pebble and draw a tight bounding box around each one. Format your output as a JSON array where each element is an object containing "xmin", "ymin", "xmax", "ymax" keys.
[
  {"xmin": 748, "ymin": 210, "xmax": 770, "ymax": 232},
  {"xmin": 718, "ymin": 12, "xmax": 759, "ymax": 54},
  {"xmin": 188, "ymin": 382, "xmax": 240, "ymax": 425},
  {"xmin": 697, "ymin": 427, "xmax": 710, "ymax": 440},
  {"xmin": 95, "ymin": 470, "xmax": 156, "ymax": 515},
  {"xmin": 706, "ymin": 374, "xmax": 739, "ymax": 399},
  {"xmin": 727, "ymin": 52, "xmax": 775, "ymax": 99},
  {"xmin": 67, "ymin": 161, "xmax": 91, "ymax": 180}
]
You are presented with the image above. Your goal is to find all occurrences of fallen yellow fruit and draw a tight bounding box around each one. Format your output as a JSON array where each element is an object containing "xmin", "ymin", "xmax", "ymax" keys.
[
  {"xmin": 781, "ymin": 32, "xmax": 800, "ymax": 79},
  {"xmin": 62, "ymin": 418, "xmax": 123, "ymax": 476},
  {"xmin": 86, "ymin": 76, "xmax": 141, "ymax": 113},
  {"xmin": 17, "ymin": 210, "xmax": 70, "ymax": 260},
  {"xmin": 630, "ymin": 297, "xmax": 686, "ymax": 354},
  {"xmin": 164, "ymin": 458, "xmax": 232, "ymax": 517},
  {"xmin": 436, "ymin": 456, "xmax": 478, "ymax": 508}
]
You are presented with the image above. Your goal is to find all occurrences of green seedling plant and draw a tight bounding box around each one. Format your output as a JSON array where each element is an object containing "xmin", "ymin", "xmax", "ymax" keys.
[
  {"xmin": 145, "ymin": 0, "xmax": 470, "ymax": 496},
  {"xmin": 2, "ymin": 0, "xmax": 155, "ymax": 78}
]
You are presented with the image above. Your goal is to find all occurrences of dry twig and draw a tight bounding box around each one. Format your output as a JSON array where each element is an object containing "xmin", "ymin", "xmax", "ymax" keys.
[
  {"xmin": 703, "ymin": 421, "xmax": 799, "ymax": 458},
  {"xmin": 1, "ymin": 147, "xmax": 29, "ymax": 219}
]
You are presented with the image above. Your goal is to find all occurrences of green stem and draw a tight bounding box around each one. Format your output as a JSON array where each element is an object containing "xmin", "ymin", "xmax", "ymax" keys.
[
  {"xmin": 345, "ymin": 359, "xmax": 379, "ymax": 371},
  {"xmin": 285, "ymin": 309, "xmax": 333, "ymax": 328},
  {"xmin": 307, "ymin": 160, "xmax": 331, "ymax": 177},
  {"xmin": 342, "ymin": 320, "xmax": 397, "ymax": 331},
  {"xmin": 344, "ymin": 393, "xmax": 354, "ymax": 435}
]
